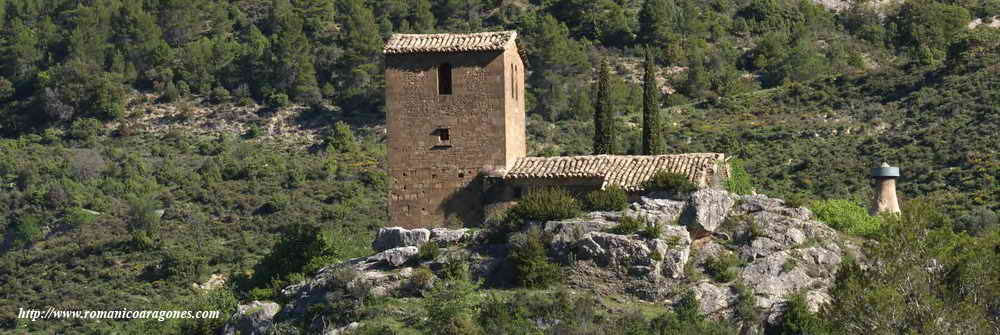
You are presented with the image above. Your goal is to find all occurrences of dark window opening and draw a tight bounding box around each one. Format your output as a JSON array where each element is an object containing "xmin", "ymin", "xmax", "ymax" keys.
[
  {"xmin": 438, "ymin": 63, "xmax": 452, "ymax": 95},
  {"xmin": 514, "ymin": 187, "xmax": 524, "ymax": 198},
  {"xmin": 511, "ymin": 64, "xmax": 515, "ymax": 99},
  {"xmin": 435, "ymin": 128, "xmax": 451, "ymax": 146}
]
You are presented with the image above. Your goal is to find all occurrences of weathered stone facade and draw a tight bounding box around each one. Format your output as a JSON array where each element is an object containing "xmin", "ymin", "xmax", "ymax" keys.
[{"xmin": 385, "ymin": 32, "xmax": 525, "ymax": 228}]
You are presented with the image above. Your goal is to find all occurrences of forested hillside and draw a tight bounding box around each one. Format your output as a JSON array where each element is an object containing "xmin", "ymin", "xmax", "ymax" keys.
[{"xmin": 1, "ymin": 0, "xmax": 999, "ymax": 333}]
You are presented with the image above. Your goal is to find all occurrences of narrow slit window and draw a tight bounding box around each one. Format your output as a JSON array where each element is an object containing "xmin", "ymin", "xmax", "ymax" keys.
[
  {"xmin": 438, "ymin": 63, "xmax": 452, "ymax": 95},
  {"xmin": 511, "ymin": 64, "xmax": 515, "ymax": 99}
]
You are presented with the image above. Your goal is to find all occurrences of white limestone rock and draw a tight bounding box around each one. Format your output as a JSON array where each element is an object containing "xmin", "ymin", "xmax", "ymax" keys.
[{"xmin": 372, "ymin": 227, "xmax": 430, "ymax": 252}]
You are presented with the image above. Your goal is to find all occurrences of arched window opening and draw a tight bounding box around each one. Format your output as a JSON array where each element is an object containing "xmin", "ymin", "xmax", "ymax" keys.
[{"xmin": 438, "ymin": 63, "xmax": 452, "ymax": 95}]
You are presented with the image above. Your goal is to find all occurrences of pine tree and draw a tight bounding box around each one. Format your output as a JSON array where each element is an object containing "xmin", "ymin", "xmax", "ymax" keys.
[
  {"xmin": 642, "ymin": 49, "xmax": 666, "ymax": 155},
  {"xmin": 593, "ymin": 59, "xmax": 614, "ymax": 155},
  {"xmin": 410, "ymin": 0, "xmax": 436, "ymax": 33},
  {"xmin": 639, "ymin": 0, "xmax": 680, "ymax": 46}
]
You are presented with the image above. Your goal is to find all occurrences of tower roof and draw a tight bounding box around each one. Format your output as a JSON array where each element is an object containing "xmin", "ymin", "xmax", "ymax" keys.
[
  {"xmin": 383, "ymin": 31, "xmax": 518, "ymax": 54},
  {"xmin": 500, "ymin": 153, "xmax": 728, "ymax": 191}
]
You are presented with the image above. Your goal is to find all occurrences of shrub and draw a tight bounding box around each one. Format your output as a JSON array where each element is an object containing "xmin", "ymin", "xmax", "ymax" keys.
[
  {"xmin": 607, "ymin": 215, "xmax": 645, "ymax": 235},
  {"xmin": 771, "ymin": 292, "xmax": 831, "ymax": 334},
  {"xmin": 416, "ymin": 241, "xmax": 441, "ymax": 262},
  {"xmin": 266, "ymin": 92, "xmax": 289, "ymax": 109},
  {"xmin": 643, "ymin": 171, "xmax": 697, "ymax": 195},
  {"xmin": 583, "ymin": 186, "xmax": 628, "ymax": 211},
  {"xmin": 509, "ymin": 228, "xmax": 561, "ymax": 288},
  {"xmin": 704, "ymin": 252, "xmax": 743, "ymax": 283},
  {"xmin": 733, "ymin": 282, "xmax": 757, "ymax": 323},
  {"xmin": 244, "ymin": 123, "xmax": 264, "ymax": 139},
  {"xmin": 210, "ymin": 86, "xmax": 231, "ymax": 104},
  {"xmin": 68, "ymin": 118, "xmax": 103, "ymax": 142},
  {"xmin": 160, "ymin": 249, "xmax": 208, "ymax": 282},
  {"xmin": 11, "ymin": 215, "xmax": 44, "ymax": 248},
  {"xmin": 810, "ymin": 199, "xmax": 883, "ymax": 237},
  {"xmin": 422, "ymin": 275, "xmax": 482, "ymax": 335},
  {"xmin": 439, "ymin": 255, "xmax": 470, "ymax": 281},
  {"xmin": 507, "ymin": 187, "xmax": 581, "ymax": 222},
  {"xmin": 408, "ymin": 266, "xmax": 437, "ymax": 293},
  {"xmin": 725, "ymin": 159, "xmax": 754, "ymax": 195},
  {"xmin": 784, "ymin": 193, "xmax": 813, "ymax": 208},
  {"xmin": 607, "ymin": 215, "xmax": 660, "ymax": 238},
  {"xmin": 64, "ymin": 207, "xmax": 97, "ymax": 227}
]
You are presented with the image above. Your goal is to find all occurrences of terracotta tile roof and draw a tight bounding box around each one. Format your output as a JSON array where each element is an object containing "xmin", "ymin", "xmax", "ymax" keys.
[
  {"xmin": 383, "ymin": 31, "xmax": 517, "ymax": 54},
  {"xmin": 501, "ymin": 154, "xmax": 728, "ymax": 191}
]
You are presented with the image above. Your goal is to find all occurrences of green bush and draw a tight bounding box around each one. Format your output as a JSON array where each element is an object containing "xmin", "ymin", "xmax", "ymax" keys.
[
  {"xmin": 583, "ymin": 186, "xmax": 628, "ymax": 211},
  {"xmin": 509, "ymin": 228, "xmax": 561, "ymax": 288},
  {"xmin": 64, "ymin": 207, "xmax": 97, "ymax": 227},
  {"xmin": 607, "ymin": 215, "xmax": 661, "ymax": 238},
  {"xmin": 416, "ymin": 241, "xmax": 441, "ymax": 262},
  {"xmin": 810, "ymin": 199, "xmax": 883, "ymax": 237},
  {"xmin": 209, "ymin": 86, "xmax": 231, "ymax": 104},
  {"xmin": 508, "ymin": 187, "xmax": 581, "ymax": 222},
  {"xmin": 607, "ymin": 215, "xmax": 645, "ymax": 235},
  {"xmin": 643, "ymin": 171, "xmax": 698, "ymax": 195},
  {"xmin": 725, "ymin": 159, "xmax": 754, "ymax": 195},
  {"xmin": 68, "ymin": 118, "xmax": 103, "ymax": 142},
  {"xmin": 640, "ymin": 220, "xmax": 662, "ymax": 239},
  {"xmin": 266, "ymin": 92, "xmax": 289, "ymax": 109},
  {"xmin": 160, "ymin": 249, "xmax": 208, "ymax": 282},
  {"xmin": 784, "ymin": 193, "xmax": 813, "ymax": 208},
  {"xmin": 704, "ymin": 252, "xmax": 743, "ymax": 283},
  {"xmin": 771, "ymin": 292, "xmax": 831, "ymax": 335},
  {"xmin": 11, "ymin": 215, "xmax": 44, "ymax": 248}
]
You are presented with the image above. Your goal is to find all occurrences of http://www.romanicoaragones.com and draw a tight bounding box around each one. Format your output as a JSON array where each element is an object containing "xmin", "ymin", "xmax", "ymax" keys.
[{"xmin": 17, "ymin": 307, "xmax": 221, "ymax": 322}]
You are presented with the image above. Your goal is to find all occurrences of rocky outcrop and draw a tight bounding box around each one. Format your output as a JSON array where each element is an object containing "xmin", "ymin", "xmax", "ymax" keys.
[
  {"xmin": 681, "ymin": 189, "xmax": 737, "ymax": 235},
  {"xmin": 430, "ymin": 228, "xmax": 469, "ymax": 245},
  {"xmin": 276, "ymin": 190, "xmax": 858, "ymax": 333},
  {"xmin": 222, "ymin": 301, "xmax": 280, "ymax": 335},
  {"xmin": 372, "ymin": 227, "xmax": 430, "ymax": 252},
  {"xmin": 625, "ymin": 197, "xmax": 686, "ymax": 225}
]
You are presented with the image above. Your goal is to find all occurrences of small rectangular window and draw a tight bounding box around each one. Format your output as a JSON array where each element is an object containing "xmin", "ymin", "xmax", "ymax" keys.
[
  {"xmin": 438, "ymin": 63, "xmax": 452, "ymax": 95},
  {"xmin": 434, "ymin": 128, "xmax": 451, "ymax": 148}
]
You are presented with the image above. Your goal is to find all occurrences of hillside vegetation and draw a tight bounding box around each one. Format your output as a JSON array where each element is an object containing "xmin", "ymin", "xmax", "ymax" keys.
[{"xmin": 0, "ymin": 0, "xmax": 998, "ymax": 333}]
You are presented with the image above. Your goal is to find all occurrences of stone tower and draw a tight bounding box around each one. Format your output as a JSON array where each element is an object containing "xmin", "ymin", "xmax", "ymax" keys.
[
  {"xmin": 384, "ymin": 31, "xmax": 526, "ymax": 228},
  {"xmin": 871, "ymin": 162, "xmax": 901, "ymax": 215}
]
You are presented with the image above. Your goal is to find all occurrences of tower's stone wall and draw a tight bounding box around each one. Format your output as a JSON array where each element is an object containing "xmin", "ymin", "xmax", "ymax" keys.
[{"xmin": 385, "ymin": 47, "xmax": 525, "ymax": 228}]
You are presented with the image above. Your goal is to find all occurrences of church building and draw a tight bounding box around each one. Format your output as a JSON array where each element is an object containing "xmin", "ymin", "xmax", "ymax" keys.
[{"xmin": 384, "ymin": 31, "xmax": 729, "ymax": 228}]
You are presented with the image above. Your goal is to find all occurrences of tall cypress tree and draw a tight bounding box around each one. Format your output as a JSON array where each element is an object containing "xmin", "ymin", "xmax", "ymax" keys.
[
  {"xmin": 593, "ymin": 59, "xmax": 614, "ymax": 155},
  {"xmin": 642, "ymin": 49, "xmax": 666, "ymax": 155}
]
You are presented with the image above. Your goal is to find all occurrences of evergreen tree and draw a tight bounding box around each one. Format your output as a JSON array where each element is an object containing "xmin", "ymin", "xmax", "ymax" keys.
[
  {"xmin": 593, "ymin": 59, "xmax": 614, "ymax": 155},
  {"xmin": 336, "ymin": 0, "xmax": 382, "ymax": 111},
  {"xmin": 410, "ymin": 0, "xmax": 436, "ymax": 33},
  {"xmin": 268, "ymin": 0, "xmax": 319, "ymax": 101},
  {"xmin": 642, "ymin": 49, "xmax": 666, "ymax": 155},
  {"xmin": 639, "ymin": 0, "xmax": 680, "ymax": 47}
]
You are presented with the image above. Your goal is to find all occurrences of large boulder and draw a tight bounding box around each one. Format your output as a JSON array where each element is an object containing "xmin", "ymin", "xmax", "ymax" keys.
[
  {"xmin": 626, "ymin": 197, "xmax": 686, "ymax": 225},
  {"xmin": 372, "ymin": 227, "xmax": 430, "ymax": 252},
  {"xmin": 575, "ymin": 230, "xmax": 691, "ymax": 281},
  {"xmin": 222, "ymin": 301, "xmax": 281, "ymax": 335},
  {"xmin": 740, "ymin": 247, "xmax": 843, "ymax": 310},
  {"xmin": 368, "ymin": 246, "xmax": 420, "ymax": 267},
  {"xmin": 681, "ymin": 189, "xmax": 737, "ymax": 235},
  {"xmin": 734, "ymin": 194, "xmax": 812, "ymax": 221},
  {"xmin": 692, "ymin": 282, "xmax": 736, "ymax": 318},
  {"xmin": 430, "ymin": 228, "xmax": 468, "ymax": 245},
  {"xmin": 659, "ymin": 225, "xmax": 692, "ymax": 279}
]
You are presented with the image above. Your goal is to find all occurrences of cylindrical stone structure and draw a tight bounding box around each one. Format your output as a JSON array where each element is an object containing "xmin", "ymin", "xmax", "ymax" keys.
[{"xmin": 871, "ymin": 162, "xmax": 901, "ymax": 215}]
